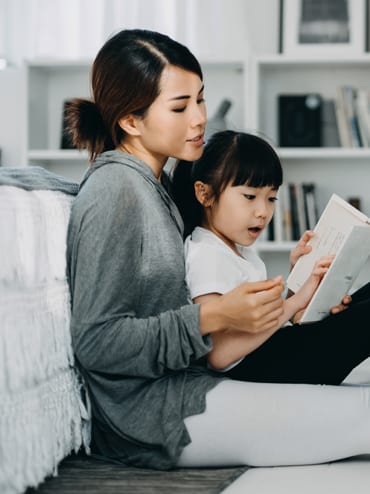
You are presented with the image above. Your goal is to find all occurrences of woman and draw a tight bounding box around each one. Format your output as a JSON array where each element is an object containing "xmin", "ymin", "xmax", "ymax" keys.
[{"xmin": 66, "ymin": 28, "xmax": 370, "ymax": 470}]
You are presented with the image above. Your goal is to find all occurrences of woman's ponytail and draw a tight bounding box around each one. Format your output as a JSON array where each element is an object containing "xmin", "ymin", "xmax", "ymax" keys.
[{"xmin": 65, "ymin": 98, "xmax": 114, "ymax": 162}]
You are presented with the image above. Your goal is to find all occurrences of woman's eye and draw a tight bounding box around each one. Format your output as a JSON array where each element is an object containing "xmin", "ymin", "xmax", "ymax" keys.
[
  {"xmin": 172, "ymin": 107, "xmax": 186, "ymax": 113},
  {"xmin": 197, "ymin": 98, "xmax": 205, "ymax": 104}
]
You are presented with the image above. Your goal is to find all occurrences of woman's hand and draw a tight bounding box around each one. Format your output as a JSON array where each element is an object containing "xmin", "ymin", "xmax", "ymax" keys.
[
  {"xmin": 289, "ymin": 230, "xmax": 314, "ymax": 271},
  {"xmin": 199, "ymin": 277, "xmax": 285, "ymax": 336}
]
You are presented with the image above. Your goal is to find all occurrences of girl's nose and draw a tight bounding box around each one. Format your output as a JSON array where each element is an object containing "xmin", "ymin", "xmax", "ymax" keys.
[{"xmin": 255, "ymin": 204, "xmax": 268, "ymax": 219}]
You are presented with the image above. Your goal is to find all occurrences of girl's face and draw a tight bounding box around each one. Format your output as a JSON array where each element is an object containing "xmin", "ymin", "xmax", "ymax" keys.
[
  {"xmin": 203, "ymin": 183, "xmax": 278, "ymax": 253},
  {"xmin": 123, "ymin": 64, "xmax": 206, "ymax": 177}
]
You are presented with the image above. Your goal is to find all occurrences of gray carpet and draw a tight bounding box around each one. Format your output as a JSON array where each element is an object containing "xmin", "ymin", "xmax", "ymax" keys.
[{"xmin": 26, "ymin": 454, "xmax": 248, "ymax": 494}]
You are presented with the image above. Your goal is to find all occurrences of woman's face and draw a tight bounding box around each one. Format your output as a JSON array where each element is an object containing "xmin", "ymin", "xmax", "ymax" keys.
[{"xmin": 126, "ymin": 64, "xmax": 207, "ymax": 176}]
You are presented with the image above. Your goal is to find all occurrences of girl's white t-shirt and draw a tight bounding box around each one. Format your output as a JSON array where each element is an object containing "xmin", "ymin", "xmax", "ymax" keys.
[
  {"xmin": 184, "ymin": 226, "xmax": 267, "ymax": 300},
  {"xmin": 184, "ymin": 227, "xmax": 267, "ymax": 372}
]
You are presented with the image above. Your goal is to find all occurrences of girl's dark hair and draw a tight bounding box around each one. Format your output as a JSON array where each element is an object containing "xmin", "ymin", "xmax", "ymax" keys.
[
  {"xmin": 172, "ymin": 130, "xmax": 283, "ymax": 238},
  {"xmin": 66, "ymin": 29, "xmax": 203, "ymax": 162}
]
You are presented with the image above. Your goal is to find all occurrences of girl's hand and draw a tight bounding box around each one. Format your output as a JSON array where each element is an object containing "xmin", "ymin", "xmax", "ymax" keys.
[
  {"xmin": 290, "ymin": 230, "xmax": 314, "ymax": 271},
  {"xmin": 293, "ymin": 290, "xmax": 351, "ymax": 324},
  {"xmin": 330, "ymin": 294, "xmax": 352, "ymax": 315},
  {"xmin": 293, "ymin": 255, "xmax": 335, "ymax": 320}
]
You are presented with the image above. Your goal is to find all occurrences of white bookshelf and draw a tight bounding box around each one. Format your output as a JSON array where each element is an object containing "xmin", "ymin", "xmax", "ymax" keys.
[
  {"xmin": 24, "ymin": 59, "xmax": 247, "ymax": 182},
  {"xmin": 249, "ymin": 54, "xmax": 370, "ymax": 279}
]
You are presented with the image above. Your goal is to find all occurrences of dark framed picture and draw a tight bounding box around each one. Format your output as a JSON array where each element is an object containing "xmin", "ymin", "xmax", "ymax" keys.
[{"xmin": 279, "ymin": 0, "xmax": 367, "ymax": 55}]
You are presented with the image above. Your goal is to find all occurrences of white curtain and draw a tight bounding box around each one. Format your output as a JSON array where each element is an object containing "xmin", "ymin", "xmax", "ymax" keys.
[
  {"xmin": 4, "ymin": 0, "xmax": 105, "ymax": 63},
  {"xmin": 1, "ymin": 0, "xmax": 249, "ymax": 65}
]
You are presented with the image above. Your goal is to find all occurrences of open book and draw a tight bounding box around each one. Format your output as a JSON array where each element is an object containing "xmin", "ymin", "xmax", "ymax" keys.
[{"xmin": 286, "ymin": 193, "xmax": 370, "ymax": 323}]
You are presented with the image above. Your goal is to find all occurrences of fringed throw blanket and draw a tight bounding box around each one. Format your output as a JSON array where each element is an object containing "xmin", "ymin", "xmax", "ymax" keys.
[{"xmin": 0, "ymin": 167, "xmax": 89, "ymax": 494}]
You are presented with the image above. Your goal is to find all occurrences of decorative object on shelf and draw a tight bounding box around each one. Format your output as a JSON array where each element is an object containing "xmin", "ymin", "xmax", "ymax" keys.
[
  {"xmin": 278, "ymin": 94, "xmax": 322, "ymax": 147},
  {"xmin": 205, "ymin": 99, "xmax": 232, "ymax": 141},
  {"xmin": 60, "ymin": 100, "xmax": 76, "ymax": 150},
  {"xmin": 279, "ymin": 0, "xmax": 367, "ymax": 56}
]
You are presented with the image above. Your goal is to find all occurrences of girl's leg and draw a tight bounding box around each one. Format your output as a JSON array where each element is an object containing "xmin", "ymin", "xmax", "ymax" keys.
[
  {"xmin": 227, "ymin": 289, "xmax": 370, "ymax": 385},
  {"xmin": 177, "ymin": 380, "xmax": 370, "ymax": 468}
]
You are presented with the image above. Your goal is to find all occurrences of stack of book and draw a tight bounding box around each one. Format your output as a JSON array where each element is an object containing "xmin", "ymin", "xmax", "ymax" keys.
[
  {"xmin": 267, "ymin": 182, "xmax": 318, "ymax": 242},
  {"xmin": 335, "ymin": 86, "xmax": 370, "ymax": 147}
]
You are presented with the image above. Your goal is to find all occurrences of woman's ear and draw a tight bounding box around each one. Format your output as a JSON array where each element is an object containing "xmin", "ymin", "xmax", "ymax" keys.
[
  {"xmin": 118, "ymin": 114, "xmax": 141, "ymax": 136},
  {"xmin": 194, "ymin": 181, "xmax": 213, "ymax": 207}
]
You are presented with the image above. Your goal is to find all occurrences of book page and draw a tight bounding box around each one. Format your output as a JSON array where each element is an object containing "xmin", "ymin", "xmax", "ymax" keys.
[
  {"xmin": 287, "ymin": 193, "xmax": 370, "ymax": 293},
  {"xmin": 300, "ymin": 225, "xmax": 370, "ymax": 323}
]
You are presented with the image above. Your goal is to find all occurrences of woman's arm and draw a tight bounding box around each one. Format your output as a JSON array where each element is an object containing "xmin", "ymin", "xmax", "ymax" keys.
[{"xmin": 195, "ymin": 278, "xmax": 285, "ymax": 370}]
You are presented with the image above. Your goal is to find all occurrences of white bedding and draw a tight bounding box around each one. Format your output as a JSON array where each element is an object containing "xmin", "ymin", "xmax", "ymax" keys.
[{"xmin": 0, "ymin": 179, "xmax": 89, "ymax": 494}]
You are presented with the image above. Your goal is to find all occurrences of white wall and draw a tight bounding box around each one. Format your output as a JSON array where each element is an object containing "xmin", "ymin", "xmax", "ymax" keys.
[
  {"xmin": 0, "ymin": 0, "xmax": 280, "ymax": 167},
  {"xmin": 0, "ymin": 67, "xmax": 25, "ymax": 166}
]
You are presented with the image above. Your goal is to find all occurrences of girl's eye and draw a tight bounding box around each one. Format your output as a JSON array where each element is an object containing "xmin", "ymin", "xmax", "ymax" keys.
[
  {"xmin": 243, "ymin": 194, "xmax": 255, "ymax": 200},
  {"xmin": 269, "ymin": 197, "xmax": 278, "ymax": 203}
]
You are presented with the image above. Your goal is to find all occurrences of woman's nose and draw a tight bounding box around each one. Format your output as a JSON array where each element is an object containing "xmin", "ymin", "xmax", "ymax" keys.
[{"xmin": 191, "ymin": 104, "xmax": 207, "ymax": 128}]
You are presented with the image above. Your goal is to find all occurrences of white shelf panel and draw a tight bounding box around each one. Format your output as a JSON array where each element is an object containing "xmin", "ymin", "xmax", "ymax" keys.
[
  {"xmin": 256, "ymin": 241, "xmax": 296, "ymax": 252},
  {"xmin": 26, "ymin": 59, "xmax": 92, "ymax": 69},
  {"xmin": 278, "ymin": 148, "xmax": 370, "ymax": 160},
  {"xmin": 255, "ymin": 54, "xmax": 370, "ymax": 67},
  {"xmin": 28, "ymin": 149, "xmax": 89, "ymax": 161}
]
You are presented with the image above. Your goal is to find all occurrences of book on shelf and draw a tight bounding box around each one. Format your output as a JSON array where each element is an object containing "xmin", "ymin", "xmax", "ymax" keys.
[
  {"xmin": 355, "ymin": 89, "xmax": 370, "ymax": 148},
  {"xmin": 335, "ymin": 85, "xmax": 370, "ymax": 148},
  {"xmin": 268, "ymin": 182, "xmax": 318, "ymax": 242},
  {"xmin": 321, "ymin": 99, "xmax": 341, "ymax": 147},
  {"xmin": 286, "ymin": 193, "xmax": 370, "ymax": 323}
]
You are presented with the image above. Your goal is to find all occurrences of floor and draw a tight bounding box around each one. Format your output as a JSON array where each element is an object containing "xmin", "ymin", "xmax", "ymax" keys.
[
  {"xmin": 26, "ymin": 455, "xmax": 247, "ymax": 494},
  {"xmin": 27, "ymin": 454, "xmax": 370, "ymax": 494},
  {"xmin": 221, "ymin": 455, "xmax": 370, "ymax": 494}
]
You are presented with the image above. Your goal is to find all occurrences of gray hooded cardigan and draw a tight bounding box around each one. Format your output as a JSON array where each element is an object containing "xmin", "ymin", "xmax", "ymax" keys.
[{"xmin": 67, "ymin": 151, "xmax": 223, "ymax": 469}]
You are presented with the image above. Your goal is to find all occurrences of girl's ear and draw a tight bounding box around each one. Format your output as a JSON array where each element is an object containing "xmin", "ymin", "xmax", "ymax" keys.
[
  {"xmin": 118, "ymin": 114, "xmax": 141, "ymax": 136},
  {"xmin": 194, "ymin": 181, "xmax": 213, "ymax": 207}
]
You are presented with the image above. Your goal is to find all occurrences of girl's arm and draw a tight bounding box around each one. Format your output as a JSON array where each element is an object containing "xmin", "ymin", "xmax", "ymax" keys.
[
  {"xmin": 197, "ymin": 257, "xmax": 332, "ymax": 371},
  {"xmin": 289, "ymin": 230, "xmax": 314, "ymax": 271},
  {"xmin": 281, "ymin": 255, "xmax": 334, "ymax": 325},
  {"xmin": 288, "ymin": 232, "xmax": 351, "ymax": 318}
]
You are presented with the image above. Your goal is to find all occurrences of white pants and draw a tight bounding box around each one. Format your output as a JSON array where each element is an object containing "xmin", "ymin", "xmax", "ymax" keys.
[{"xmin": 177, "ymin": 380, "xmax": 370, "ymax": 467}]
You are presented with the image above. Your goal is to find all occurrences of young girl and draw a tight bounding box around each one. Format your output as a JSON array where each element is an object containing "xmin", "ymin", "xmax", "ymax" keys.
[
  {"xmin": 67, "ymin": 29, "xmax": 370, "ymax": 470},
  {"xmin": 172, "ymin": 130, "xmax": 368, "ymax": 384}
]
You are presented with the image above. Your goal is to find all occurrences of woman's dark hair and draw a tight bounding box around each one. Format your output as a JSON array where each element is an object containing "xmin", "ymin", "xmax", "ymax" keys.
[
  {"xmin": 66, "ymin": 29, "xmax": 203, "ymax": 162},
  {"xmin": 172, "ymin": 130, "xmax": 283, "ymax": 238}
]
